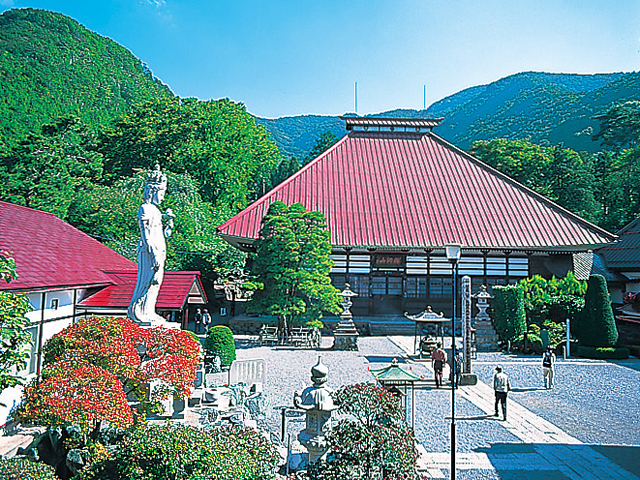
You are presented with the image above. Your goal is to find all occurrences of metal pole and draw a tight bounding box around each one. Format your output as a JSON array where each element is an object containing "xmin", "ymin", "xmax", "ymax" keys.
[
  {"xmin": 451, "ymin": 260, "xmax": 457, "ymax": 480},
  {"xmin": 566, "ymin": 317, "xmax": 571, "ymax": 359}
]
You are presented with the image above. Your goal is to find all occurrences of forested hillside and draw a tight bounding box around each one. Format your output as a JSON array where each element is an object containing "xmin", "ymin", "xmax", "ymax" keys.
[
  {"xmin": 258, "ymin": 72, "xmax": 640, "ymax": 158},
  {"xmin": 2, "ymin": 6, "xmax": 640, "ymax": 285},
  {"xmin": 0, "ymin": 8, "xmax": 173, "ymax": 145}
]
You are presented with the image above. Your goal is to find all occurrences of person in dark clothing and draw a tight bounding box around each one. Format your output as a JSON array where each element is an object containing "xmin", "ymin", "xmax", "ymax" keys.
[
  {"xmin": 451, "ymin": 347, "xmax": 463, "ymax": 388},
  {"xmin": 194, "ymin": 308, "xmax": 203, "ymax": 334}
]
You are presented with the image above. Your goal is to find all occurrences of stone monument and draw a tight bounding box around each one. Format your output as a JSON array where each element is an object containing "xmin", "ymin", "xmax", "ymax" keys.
[
  {"xmin": 293, "ymin": 356, "xmax": 335, "ymax": 463},
  {"xmin": 332, "ymin": 283, "xmax": 359, "ymax": 351},
  {"xmin": 128, "ymin": 164, "xmax": 175, "ymax": 325}
]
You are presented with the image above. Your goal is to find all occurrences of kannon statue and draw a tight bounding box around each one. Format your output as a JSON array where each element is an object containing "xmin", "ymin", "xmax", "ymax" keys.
[{"xmin": 128, "ymin": 165, "xmax": 175, "ymax": 325}]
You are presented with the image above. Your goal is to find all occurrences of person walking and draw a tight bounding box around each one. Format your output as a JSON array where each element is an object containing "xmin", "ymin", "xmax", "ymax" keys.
[
  {"xmin": 542, "ymin": 346, "xmax": 556, "ymax": 389},
  {"xmin": 431, "ymin": 342, "xmax": 447, "ymax": 388},
  {"xmin": 451, "ymin": 347, "xmax": 463, "ymax": 388},
  {"xmin": 202, "ymin": 308, "xmax": 211, "ymax": 334},
  {"xmin": 493, "ymin": 365, "xmax": 511, "ymax": 421}
]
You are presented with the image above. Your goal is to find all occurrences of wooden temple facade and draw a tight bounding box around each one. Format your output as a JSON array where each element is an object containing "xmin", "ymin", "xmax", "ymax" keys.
[{"xmin": 218, "ymin": 117, "xmax": 616, "ymax": 318}]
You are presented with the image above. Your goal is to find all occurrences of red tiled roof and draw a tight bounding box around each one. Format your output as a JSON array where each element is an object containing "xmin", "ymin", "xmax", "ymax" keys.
[
  {"xmin": 77, "ymin": 271, "xmax": 205, "ymax": 309},
  {"xmin": 218, "ymin": 125, "xmax": 616, "ymax": 251},
  {"xmin": 0, "ymin": 201, "xmax": 137, "ymax": 291}
]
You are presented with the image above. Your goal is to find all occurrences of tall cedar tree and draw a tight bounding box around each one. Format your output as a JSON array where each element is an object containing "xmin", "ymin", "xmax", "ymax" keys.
[
  {"xmin": 575, "ymin": 275, "xmax": 619, "ymax": 347},
  {"xmin": 245, "ymin": 201, "xmax": 341, "ymax": 335}
]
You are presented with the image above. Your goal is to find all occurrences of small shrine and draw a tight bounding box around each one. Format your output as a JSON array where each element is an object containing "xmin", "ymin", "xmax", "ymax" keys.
[
  {"xmin": 405, "ymin": 306, "xmax": 449, "ymax": 358},
  {"xmin": 370, "ymin": 358, "xmax": 419, "ymax": 429}
]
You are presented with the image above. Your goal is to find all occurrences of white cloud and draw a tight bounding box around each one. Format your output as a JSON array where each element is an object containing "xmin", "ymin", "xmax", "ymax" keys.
[
  {"xmin": 142, "ymin": 0, "xmax": 166, "ymax": 6},
  {"xmin": 0, "ymin": 0, "xmax": 16, "ymax": 7}
]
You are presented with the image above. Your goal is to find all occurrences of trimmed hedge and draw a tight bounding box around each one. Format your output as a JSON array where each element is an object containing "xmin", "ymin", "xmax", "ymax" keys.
[
  {"xmin": 492, "ymin": 285, "xmax": 527, "ymax": 343},
  {"xmin": 204, "ymin": 325, "xmax": 236, "ymax": 367},
  {"xmin": 576, "ymin": 345, "xmax": 630, "ymax": 359},
  {"xmin": 575, "ymin": 275, "xmax": 618, "ymax": 347}
]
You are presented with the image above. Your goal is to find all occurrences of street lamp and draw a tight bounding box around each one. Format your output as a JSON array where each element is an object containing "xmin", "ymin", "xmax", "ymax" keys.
[{"xmin": 445, "ymin": 242, "xmax": 461, "ymax": 480}]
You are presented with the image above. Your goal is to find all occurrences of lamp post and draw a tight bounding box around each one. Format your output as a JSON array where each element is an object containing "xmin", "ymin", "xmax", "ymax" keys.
[{"xmin": 445, "ymin": 242, "xmax": 461, "ymax": 480}]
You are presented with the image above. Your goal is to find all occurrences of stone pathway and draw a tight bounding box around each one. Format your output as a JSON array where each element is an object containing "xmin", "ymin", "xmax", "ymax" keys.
[{"xmin": 389, "ymin": 336, "xmax": 640, "ymax": 480}]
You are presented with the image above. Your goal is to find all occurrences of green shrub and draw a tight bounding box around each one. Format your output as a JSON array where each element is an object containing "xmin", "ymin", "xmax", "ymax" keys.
[
  {"xmin": 492, "ymin": 285, "xmax": 527, "ymax": 343},
  {"xmin": 305, "ymin": 319, "xmax": 324, "ymax": 329},
  {"xmin": 0, "ymin": 458, "xmax": 57, "ymax": 480},
  {"xmin": 309, "ymin": 383, "xmax": 421, "ymax": 480},
  {"xmin": 575, "ymin": 275, "xmax": 618, "ymax": 347},
  {"xmin": 204, "ymin": 325, "xmax": 236, "ymax": 367},
  {"xmin": 576, "ymin": 345, "xmax": 629, "ymax": 359},
  {"xmin": 518, "ymin": 273, "xmax": 586, "ymax": 326},
  {"xmin": 78, "ymin": 423, "xmax": 280, "ymax": 480}
]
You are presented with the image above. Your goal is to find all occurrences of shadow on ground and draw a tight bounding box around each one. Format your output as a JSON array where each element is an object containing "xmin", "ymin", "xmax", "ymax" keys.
[{"xmin": 472, "ymin": 442, "xmax": 640, "ymax": 479}]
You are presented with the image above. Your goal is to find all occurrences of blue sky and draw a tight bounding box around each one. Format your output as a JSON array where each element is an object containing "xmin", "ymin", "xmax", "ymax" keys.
[{"xmin": 1, "ymin": 0, "xmax": 639, "ymax": 118}]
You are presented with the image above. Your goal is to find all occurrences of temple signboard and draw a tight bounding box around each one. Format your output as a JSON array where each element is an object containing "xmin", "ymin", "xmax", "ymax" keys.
[{"xmin": 372, "ymin": 253, "xmax": 406, "ymax": 269}]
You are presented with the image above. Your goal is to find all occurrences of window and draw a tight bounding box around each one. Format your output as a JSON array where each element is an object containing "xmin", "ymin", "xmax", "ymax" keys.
[
  {"xmin": 429, "ymin": 277, "xmax": 452, "ymax": 298},
  {"xmin": 350, "ymin": 276, "xmax": 370, "ymax": 297},
  {"xmin": 50, "ymin": 298, "xmax": 59, "ymax": 310},
  {"xmin": 406, "ymin": 277, "xmax": 427, "ymax": 298}
]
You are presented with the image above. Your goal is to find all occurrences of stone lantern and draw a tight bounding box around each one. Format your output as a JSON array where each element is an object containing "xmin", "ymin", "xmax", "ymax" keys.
[
  {"xmin": 473, "ymin": 285, "xmax": 498, "ymax": 352},
  {"xmin": 332, "ymin": 283, "xmax": 359, "ymax": 351},
  {"xmin": 293, "ymin": 356, "xmax": 335, "ymax": 463}
]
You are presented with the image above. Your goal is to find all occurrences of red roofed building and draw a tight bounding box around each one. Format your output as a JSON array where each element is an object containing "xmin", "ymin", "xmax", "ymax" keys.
[
  {"xmin": 0, "ymin": 201, "xmax": 206, "ymax": 426},
  {"xmin": 219, "ymin": 117, "xmax": 616, "ymax": 318}
]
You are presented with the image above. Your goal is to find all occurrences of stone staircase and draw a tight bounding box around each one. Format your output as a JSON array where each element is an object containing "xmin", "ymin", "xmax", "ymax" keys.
[
  {"xmin": 473, "ymin": 318, "xmax": 500, "ymax": 351},
  {"xmin": 365, "ymin": 317, "xmax": 417, "ymax": 336}
]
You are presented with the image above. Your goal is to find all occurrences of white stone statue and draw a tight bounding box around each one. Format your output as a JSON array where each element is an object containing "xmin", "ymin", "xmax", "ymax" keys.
[{"xmin": 128, "ymin": 165, "xmax": 175, "ymax": 325}]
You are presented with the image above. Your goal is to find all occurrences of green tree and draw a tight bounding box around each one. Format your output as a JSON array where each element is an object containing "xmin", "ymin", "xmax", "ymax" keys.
[
  {"xmin": 245, "ymin": 201, "xmax": 341, "ymax": 336},
  {"xmin": 545, "ymin": 145, "xmax": 600, "ymax": 222},
  {"xmin": 66, "ymin": 169, "xmax": 246, "ymax": 285},
  {"xmin": 98, "ymin": 97, "xmax": 281, "ymax": 213},
  {"xmin": 309, "ymin": 383, "xmax": 421, "ymax": 480},
  {"xmin": 470, "ymin": 138, "xmax": 553, "ymax": 196},
  {"xmin": 0, "ymin": 117, "xmax": 103, "ymax": 219},
  {"xmin": 303, "ymin": 131, "xmax": 339, "ymax": 166},
  {"xmin": 471, "ymin": 138, "xmax": 601, "ymax": 224},
  {"xmin": 0, "ymin": 252, "xmax": 33, "ymax": 393},
  {"xmin": 575, "ymin": 275, "xmax": 618, "ymax": 347},
  {"xmin": 593, "ymin": 101, "xmax": 640, "ymax": 151},
  {"xmin": 204, "ymin": 326, "xmax": 236, "ymax": 368},
  {"xmin": 271, "ymin": 155, "xmax": 300, "ymax": 186}
]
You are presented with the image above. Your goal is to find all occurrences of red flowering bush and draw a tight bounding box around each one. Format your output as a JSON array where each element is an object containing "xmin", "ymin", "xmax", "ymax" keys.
[
  {"xmin": 308, "ymin": 382, "xmax": 422, "ymax": 480},
  {"xmin": 43, "ymin": 316, "xmax": 200, "ymax": 401},
  {"xmin": 17, "ymin": 317, "xmax": 200, "ymax": 434},
  {"xmin": 17, "ymin": 359, "xmax": 133, "ymax": 431}
]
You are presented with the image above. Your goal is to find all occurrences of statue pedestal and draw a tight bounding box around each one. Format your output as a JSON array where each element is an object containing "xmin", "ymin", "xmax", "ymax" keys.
[{"xmin": 332, "ymin": 314, "xmax": 359, "ymax": 351}]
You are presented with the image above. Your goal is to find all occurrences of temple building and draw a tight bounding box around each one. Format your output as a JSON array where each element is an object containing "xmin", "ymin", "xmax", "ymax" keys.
[{"xmin": 218, "ymin": 117, "xmax": 616, "ymax": 318}]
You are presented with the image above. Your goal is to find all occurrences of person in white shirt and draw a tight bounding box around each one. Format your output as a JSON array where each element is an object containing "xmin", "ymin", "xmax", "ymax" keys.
[{"xmin": 493, "ymin": 365, "xmax": 511, "ymax": 421}]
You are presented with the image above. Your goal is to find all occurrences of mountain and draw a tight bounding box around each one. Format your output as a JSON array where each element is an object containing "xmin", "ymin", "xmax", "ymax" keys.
[
  {"xmin": 0, "ymin": 8, "xmax": 173, "ymax": 143},
  {"xmin": 257, "ymin": 71, "xmax": 640, "ymax": 158}
]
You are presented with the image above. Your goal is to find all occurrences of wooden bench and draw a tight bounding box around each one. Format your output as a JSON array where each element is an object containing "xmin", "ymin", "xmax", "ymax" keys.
[
  {"xmin": 259, "ymin": 325, "xmax": 279, "ymax": 346},
  {"xmin": 288, "ymin": 326, "xmax": 311, "ymax": 347}
]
